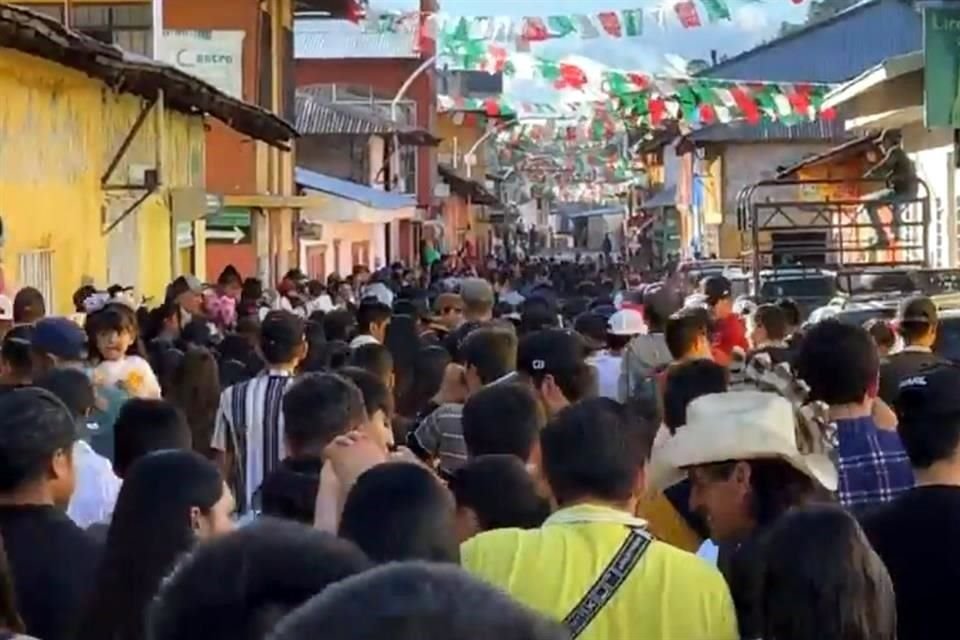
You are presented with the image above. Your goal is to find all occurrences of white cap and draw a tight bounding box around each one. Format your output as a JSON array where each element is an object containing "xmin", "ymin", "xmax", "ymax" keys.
[
  {"xmin": 0, "ymin": 295, "xmax": 12, "ymax": 322},
  {"xmin": 608, "ymin": 309, "xmax": 646, "ymax": 336}
]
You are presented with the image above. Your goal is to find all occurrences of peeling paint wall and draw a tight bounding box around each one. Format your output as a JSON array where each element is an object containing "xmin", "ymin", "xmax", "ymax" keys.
[{"xmin": 0, "ymin": 48, "xmax": 205, "ymax": 311}]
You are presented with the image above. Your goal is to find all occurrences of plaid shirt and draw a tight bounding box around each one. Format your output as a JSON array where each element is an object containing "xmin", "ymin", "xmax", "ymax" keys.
[{"xmin": 836, "ymin": 416, "xmax": 913, "ymax": 510}]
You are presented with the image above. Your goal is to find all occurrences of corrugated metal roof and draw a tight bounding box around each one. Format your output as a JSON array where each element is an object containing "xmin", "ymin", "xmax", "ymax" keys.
[
  {"xmin": 295, "ymin": 168, "xmax": 415, "ymax": 209},
  {"xmin": 294, "ymin": 18, "xmax": 418, "ymax": 59},
  {"xmin": 699, "ymin": 0, "xmax": 920, "ymax": 83},
  {"xmin": 688, "ymin": 118, "xmax": 850, "ymax": 143},
  {"xmin": 295, "ymin": 89, "xmax": 439, "ymax": 145}
]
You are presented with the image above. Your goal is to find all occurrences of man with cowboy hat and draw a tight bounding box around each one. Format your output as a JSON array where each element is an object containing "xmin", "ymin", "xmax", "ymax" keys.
[{"xmin": 649, "ymin": 390, "xmax": 838, "ymax": 639}]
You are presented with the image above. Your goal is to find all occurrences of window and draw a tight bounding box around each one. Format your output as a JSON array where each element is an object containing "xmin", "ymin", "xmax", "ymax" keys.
[
  {"xmin": 317, "ymin": 83, "xmax": 419, "ymax": 194},
  {"xmin": 13, "ymin": 3, "xmax": 152, "ymax": 56},
  {"xmin": 18, "ymin": 250, "xmax": 55, "ymax": 312}
]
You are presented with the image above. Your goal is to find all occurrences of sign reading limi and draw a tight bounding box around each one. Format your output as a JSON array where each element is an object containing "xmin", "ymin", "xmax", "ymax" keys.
[{"xmin": 924, "ymin": 6, "xmax": 960, "ymax": 128}]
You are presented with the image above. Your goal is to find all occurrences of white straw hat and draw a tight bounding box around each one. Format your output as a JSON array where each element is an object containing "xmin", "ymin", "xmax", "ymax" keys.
[
  {"xmin": 607, "ymin": 309, "xmax": 646, "ymax": 336},
  {"xmin": 648, "ymin": 390, "xmax": 838, "ymax": 492}
]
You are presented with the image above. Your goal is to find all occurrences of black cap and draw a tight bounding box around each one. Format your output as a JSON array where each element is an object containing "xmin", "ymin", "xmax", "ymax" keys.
[
  {"xmin": 701, "ymin": 276, "xmax": 732, "ymax": 305},
  {"xmin": 896, "ymin": 362, "xmax": 960, "ymax": 422},
  {"xmin": 260, "ymin": 311, "xmax": 305, "ymax": 352},
  {"xmin": 573, "ymin": 312, "xmax": 608, "ymax": 350},
  {"xmin": 899, "ymin": 295, "xmax": 937, "ymax": 325},
  {"xmin": 518, "ymin": 329, "xmax": 590, "ymax": 378}
]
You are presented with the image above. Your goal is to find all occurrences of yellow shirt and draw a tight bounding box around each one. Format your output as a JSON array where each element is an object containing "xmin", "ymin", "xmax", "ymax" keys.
[{"xmin": 461, "ymin": 504, "xmax": 738, "ymax": 640}]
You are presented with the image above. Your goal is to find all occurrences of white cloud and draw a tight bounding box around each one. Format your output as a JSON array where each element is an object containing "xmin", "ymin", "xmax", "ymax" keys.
[{"xmin": 733, "ymin": 4, "xmax": 772, "ymax": 33}]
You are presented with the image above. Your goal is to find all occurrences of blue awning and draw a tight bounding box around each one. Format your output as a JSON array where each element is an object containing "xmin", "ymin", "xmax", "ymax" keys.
[{"xmin": 295, "ymin": 168, "xmax": 415, "ymax": 210}]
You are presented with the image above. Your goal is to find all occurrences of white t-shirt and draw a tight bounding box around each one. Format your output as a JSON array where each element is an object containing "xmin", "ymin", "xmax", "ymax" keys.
[
  {"xmin": 67, "ymin": 440, "xmax": 122, "ymax": 529},
  {"xmin": 92, "ymin": 356, "xmax": 161, "ymax": 399},
  {"xmin": 590, "ymin": 352, "xmax": 624, "ymax": 400}
]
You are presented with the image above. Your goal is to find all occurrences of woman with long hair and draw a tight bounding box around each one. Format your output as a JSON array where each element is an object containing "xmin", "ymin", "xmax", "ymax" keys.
[
  {"xmin": 759, "ymin": 505, "xmax": 896, "ymax": 640},
  {"xmin": 78, "ymin": 451, "xmax": 234, "ymax": 640},
  {"xmin": 396, "ymin": 345, "xmax": 451, "ymax": 421},
  {"xmin": 166, "ymin": 347, "xmax": 221, "ymax": 459}
]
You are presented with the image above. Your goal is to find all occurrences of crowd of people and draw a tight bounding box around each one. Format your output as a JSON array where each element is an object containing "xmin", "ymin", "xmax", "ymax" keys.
[{"xmin": 0, "ymin": 255, "xmax": 953, "ymax": 640}]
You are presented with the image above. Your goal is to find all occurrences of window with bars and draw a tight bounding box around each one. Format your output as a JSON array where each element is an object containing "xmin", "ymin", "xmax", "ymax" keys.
[
  {"xmin": 313, "ymin": 83, "xmax": 419, "ymax": 194},
  {"xmin": 12, "ymin": 3, "xmax": 152, "ymax": 56},
  {"xmin": 18, "ymin": 250, "xmax": 55, "ymax": 312}
]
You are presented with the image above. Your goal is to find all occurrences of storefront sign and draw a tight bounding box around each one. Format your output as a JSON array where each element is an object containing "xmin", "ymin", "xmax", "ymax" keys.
[
  {"xmin": 160, "ymin": 30, "xmax": 245, "ymax": 99},
  {"xmin": 924, "ymin": 6, "xmax": 960, "ymax": 128}
]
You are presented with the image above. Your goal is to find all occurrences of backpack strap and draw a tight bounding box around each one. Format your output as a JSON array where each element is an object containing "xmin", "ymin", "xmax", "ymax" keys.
[{"xmin": 562, "ymin": 526, "xmax": 652, "ymax": 638}]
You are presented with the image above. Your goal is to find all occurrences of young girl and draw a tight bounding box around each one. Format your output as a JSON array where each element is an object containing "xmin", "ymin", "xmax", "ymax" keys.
[{"xmin": 88, "ymin": 304, "xmax": 161, "ymax": 399}]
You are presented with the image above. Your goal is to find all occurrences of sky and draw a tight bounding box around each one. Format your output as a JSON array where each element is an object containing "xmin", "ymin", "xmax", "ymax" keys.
[{"xmin": 371, "ymin": 0, "xmax": 810, "ymax": 71}]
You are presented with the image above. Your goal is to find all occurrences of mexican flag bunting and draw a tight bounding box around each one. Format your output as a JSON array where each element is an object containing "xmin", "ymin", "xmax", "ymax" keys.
[
  {"xmin": 622, "ymin": 9, "xmax": 643, "ymax": 36},
  {"xmin": 674, "ymin": 2, "xmax": 702, "ymax": 28},
  {"xmin": 701, "ymin": 0, "xmax": 732, "ymax": 23},
  {"xmin": 547, "ymin": 15, "xmax": 577, "ymax": 38},
  {"xmin": 730, "ymin": 86, "xmax": 760, "ymax": 123},
  {"xmin": 522, "ymin": 17, "xmax": 550, "ymax": 42},
  {"xmin": 772, "ymin": 92, "xmax": 793, "ymax": 117},
  {"xmin": 649, "ymin": 97, "xmax": 667, "ymax": 126},
  {"xmin": 574, "ymin": 14, "xmax": 601, "ymax": 38},
  {"xmin": 597, "ymin": 11, "xmax": 622, "ymax": 37},
  {"xmin": 536, "ymin": 58, "xmax": 561, "ymax": 83}
]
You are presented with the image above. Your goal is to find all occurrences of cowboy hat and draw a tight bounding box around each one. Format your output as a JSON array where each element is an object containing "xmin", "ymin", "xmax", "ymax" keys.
[{"xmin": 648, "ymin": 390, "xmax": 838, "ymax": 492}]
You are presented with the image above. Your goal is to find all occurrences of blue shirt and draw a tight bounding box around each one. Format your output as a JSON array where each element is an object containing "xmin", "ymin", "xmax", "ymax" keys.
[{"xmin": 835, "ymin": 416, "xmax": 913, "ymax": 511}]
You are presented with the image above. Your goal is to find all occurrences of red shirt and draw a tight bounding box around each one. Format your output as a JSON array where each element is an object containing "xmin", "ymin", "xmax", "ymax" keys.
[{"xmin": 711, "ymin": 314, "xmax": 748, "ymax": 366}]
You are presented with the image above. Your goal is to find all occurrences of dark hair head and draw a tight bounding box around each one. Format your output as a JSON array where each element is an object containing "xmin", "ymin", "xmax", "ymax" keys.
[
  {"xmin": 323, "ymin": 309, "xmax": 356, "ymax": 343},
  {"xmin": 270, "ymin": 562, "xmax": 567, "ymax": 640},
  {"xmin": 13, "ymin": 287, "xmax": 45, "ymax": 324},
  {"xmin": 663, "ymin": 359, "xmax": 729, "ymax": 433},
  {"xmin": 665, "ymin": 308, "xmax": 710, "ymax": 360},
  {"xmin": 180, "ymin": 318, "xmax": 215, "ymax": 349},
  {"xmin": 702, "ymin": 459, "xmax": 824, "ymax": 529},
  {"xmin": 338, "ymin": 366, "xmax": 393, "ymax": 418},
  {"xmin": 86, "ymin": 305, "xmax": 142, "ymax": 361},
  {"xmin": 0, "ymin": 388, "xmax": 77, "ymax": 491},
  {"xmin": 776, "ymin": 298, "xmax": 802, "ymax": 328},
  {"xmin": 260, "ymin": 311, "xmax": 305, "ymax": 365},
  {"xmin": 282, "ymin": 373, "xmax": 367, "ymax": 455},
  {"xmin": 347, "ymin": 343, "xmax": 394, "ymax": 385},
  {"xmin": 241, "ymin": 278, "xmax": 263, "ymax": 302},
  {"xmin": 795, "ymin": 320, "xmax": 878, "ymax": 405},
  {"xmin": 462, "ymin": 383, "xmax": 543, "ymax": 460},
  {"xmin": 217, "ymin": 265, "xmax": 242, "ymax": 288},
  {"xmin": 461, "ymin": 328, "xmax": 517, "ymax": 385},
  {"xmin": 33, "ymin": 368, "xmax": 96, "ymax": 420},
  {"xmin": 397, "ymin": 346, "xmax": 451, "ymax": 418},
  {"xmin": 517, "ymin": 329, "xmax": 594, "ymax": 403},
  {"xmin": 753, "ymin": 304, "xmax": 787, "ymax": 341},
  {"xmin": 541, "ymin": 397, "xmax": 654, "ymax": 506},
  {"xmin": 148, "ymin": 519, "xmax": 372, "ymax": 640},
  {"xmin": 167, "ymin": 347, "xmax": 221, "ymax": 456},
  {"xmin": 73, "ymin": 285, "xmax": 98, "ymax": 313},
  {"xmin": 79, "ymin": 450, "xmax": 224, "ymax": 640},
  {"xmin": 113, "ymin": 398, "xmax": 192, "ymax": 478},
  {"xmin": 864, "ymin": 319, "xmax": 896, "ymax": 351},
  {"xmin": 760, "ymin": 505, "xmax": 896, "ymax": 640},
  {"xmin": 1, "ymin": 326, "xmax": 34, "ymax": 381},
  {"xmin": 519, "ymin": 298, "xmax": 558, "ymax": 335},
  {"xmin": 356, "ymin": 301, "xmax": 392, "ymax": 334},
  {"xmin": 449, "ymin": 455, "xmax": 550, "ymax": 532},
  {"xmin": 339, "ymin": 463, "xmax": 458, "ymax": 564}
]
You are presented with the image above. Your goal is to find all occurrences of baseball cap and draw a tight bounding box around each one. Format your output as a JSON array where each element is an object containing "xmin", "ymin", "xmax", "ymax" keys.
[
  {"xmin": 702, "ymin": 276, "xmax": 733, "ymax": 304},
  {"xmin": 896, "ymin": 362, "xmax": 960, "ymax": 422},
  {"xmin": 899, "ymin": 295, "xmax": 937, "ymax": 325},
  {"xmin": 573, "ymin": 313, "xmax": 608, "ymax": 350},
  {"xmin": 32, "ymin": 317, "xmax": 88, "ymax": 361},
  {"xmin": 0, "ymin": 295, "xmax": 12, "ymax": 322},
  {"xmin": 643, "ymin": 285, "xmax": 678, "ymax": 322},
  {"xmin": 460, "ymin": 278, "xmax": 495, "ymax": 307},
  {"xmin": 608, "ymin": 309, "xmax": 646, "ymax": 336},
  {"xmin": 518, "ymin": 329, "xmax": 590, "ymax": 379},
  {"xmin": 260, "ymin": 310, "xmax": 305, "ymax": 353}
]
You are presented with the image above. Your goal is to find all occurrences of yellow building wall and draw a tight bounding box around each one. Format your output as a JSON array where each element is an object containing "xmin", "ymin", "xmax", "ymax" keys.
[{"xmin": 0, "ymin": 48, "xmax": 205, "ymax": 312}]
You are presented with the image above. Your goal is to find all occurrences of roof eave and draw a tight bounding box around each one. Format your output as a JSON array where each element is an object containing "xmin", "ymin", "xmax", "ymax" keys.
[{"xmin": 823, "ymin": 50, "xmax": 923, "ymax": 110}]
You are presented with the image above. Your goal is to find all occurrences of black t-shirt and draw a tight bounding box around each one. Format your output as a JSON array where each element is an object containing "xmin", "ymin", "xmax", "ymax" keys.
[
  {"xmin": 878, "ymin": 350, "xmax": 945, "ymax": 405},
  {"xmin": 0, "ymin": 504, "xmax": 101, "ymax": 640},
  {"xmin": 861, "ymin": 486, "xmax": 960, "ymax": 640}
]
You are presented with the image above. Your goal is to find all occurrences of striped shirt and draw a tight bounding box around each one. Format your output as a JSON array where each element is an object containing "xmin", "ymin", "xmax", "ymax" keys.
[
  {"xmin": 411, "ymin": 403, "xmax": 467, "ymax": 476},
  {"xmin": 211, "ymin": 370, "xmax": 295, "ymax": 513}
]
